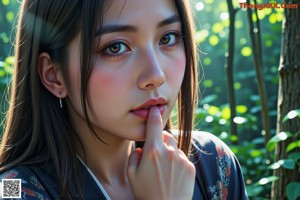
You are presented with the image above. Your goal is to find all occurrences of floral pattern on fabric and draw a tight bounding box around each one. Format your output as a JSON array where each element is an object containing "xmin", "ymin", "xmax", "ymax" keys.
[
  {"xmin": 0, "ymin": 169, "xmax": 49, "ymax": 200},
  {"xmin": 208, "ymin": 145, "xmax": 231, "ymax": 200}
]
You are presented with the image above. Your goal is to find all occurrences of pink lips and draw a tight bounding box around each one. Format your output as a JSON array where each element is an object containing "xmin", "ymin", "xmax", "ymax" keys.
[{"xmin": 130, "ymin": 98, "xmax": 167, "ymax": 120}]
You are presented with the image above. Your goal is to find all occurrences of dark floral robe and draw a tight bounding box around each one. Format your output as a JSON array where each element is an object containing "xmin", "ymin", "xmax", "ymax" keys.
[{"xmin": 0, "ymin": 131, "xmax": 248, "ymax": 200}]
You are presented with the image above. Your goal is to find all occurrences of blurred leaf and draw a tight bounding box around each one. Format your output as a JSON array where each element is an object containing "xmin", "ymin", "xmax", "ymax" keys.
[
  {"xmin": 195, "ymin": 107, "xmax": 205, "ymax": 114},
  {"xmin": 217, "ymin": 2, "xmax": 227, "ymax": 12},
  {"xmin": 267, "ymin": 132, "xmax": 292, "ymax": 152},
  {"xmin": 252, "ymin": 13, "xmax": 257, "ymax": 22},
  {"xmin": 268, "ymin": 159, "xmax": 295, "ymax": 170},
  {"xmin": 234, "ymin": 82, "xmax": 241, "ymax": 90},
  {"xmin": 209, "ymin": 35, "xmax": 219, "ymax": 46},
  {"xmin": 246, "ymin": 184, "xmax": 264, "ymax": 197},
  {"xmin": 288, "ymin": 152, "xmax": 300, "ymax": 162},
  {"xmin": 276, "ymin": 12, "xmax": 283, "ymax": 22},
  {"xmin": 252, "ymin": 137, "xmax": 265, "ymax": 145},
  {"xmin": 233, "ymin": 116, "xmax": 247, "ymax": 124},
  {"xmin": 283, "ymin": 109, "xmax": 300, "ymax": 123},
  {"xmin": 221, "ymin": 107, "xmax": 230, "ymax": 119},
  {"xmin": 250, "ymin": 95, "xmax": 260, "ymax": 102},
  {"xmin": 230, "ymin": 135, "xmax": 238, "ymax": 142},
  {"xmin": 286, "ymin": 182, "xmax": 300, "ymax": 200},
  {"xmin": 200, "ymin": 94, "xmax": 218, "ymax": 104},
  {"xmin": 205, "ymin": 0, "xmax": 214, "ymax": 4},
  {"xmin": 286, "ymin": 140, "xmax": 300, "ymax": 153},
  {"xmin": 236, "ymin": 105, "xmax": 247, "ymax": 114},
  {"xmin": 203, "ymin": 57, "xmax": 212, "ymax": 66},
  {"xmin": 282, "ymin": 159, "xmax": 295, "ymax": 170},
  {"xmin": 195, "ymin": 29, "xmax": 209, "ymax": 44},
  {"xmin": 241, "ymin": 46, "xmax": 252, "ymax": 57},
  {"xmin": 240, "ymin": 37, "xmax": 247, "ymax": 45},
  {"xmin": 269, "ymin": 13, "xmax": 277, "ymax": 24},
  {"xmin": 5, "ymin": 56, "xmax": 14, "ymax": 65},
  {"xmin": 250, "ymin": 149, "xmax": 261, "ymax": 157},
  {"xmin": 212, "ymin": 22, "xmax": 223, "ymax": 33},
  {"xmin": 2, "ymin": 0, "xmax": 10, "ymax": 6},
  {"xmin": 257, "ymin": 10, "xmax": 266, "ymax": 20},
  {"xmin": 265, "ymin": 40, "xmax": 273, "ymax": 47},
  {"xmin": 219, "ymin": 132, "xmax": 229, "ymax": 139},
  {"xmin": 235, "ymin": 20, "xmax": 243, "ymax": 29},
  {"xmin": 204, "ymin": 79, "xmax": 213, "ymax": 88},
  {"xmin": 255, "ymin": 176, "xmax": 278, "ymax": 186},
  {"xmin": 0, "ymin": 69, "xmax": 5, "ymax": 77},
  {"xmin": 230, "ymin": 146, "xmax": 238, "ymax": 154},
  {"xmin": 208, "ymin": 105, "xmax": 219, "ymax": 115},
  {"xmin": 6, "ymin": 11, "xmax": 14, "ymax": 23}
]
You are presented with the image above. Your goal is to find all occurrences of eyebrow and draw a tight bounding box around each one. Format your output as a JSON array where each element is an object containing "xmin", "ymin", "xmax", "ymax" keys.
[{"xmin": 95, "ymin": 14, "xmax": 181, "ymax": 36}]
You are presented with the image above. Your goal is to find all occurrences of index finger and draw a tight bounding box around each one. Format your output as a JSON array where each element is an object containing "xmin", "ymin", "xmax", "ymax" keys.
[{"xmin": 143, "ymin": 106, "xmax": 164, "ymax": 151}]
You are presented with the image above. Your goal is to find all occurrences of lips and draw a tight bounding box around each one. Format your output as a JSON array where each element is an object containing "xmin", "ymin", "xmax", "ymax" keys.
[{"xmin": 130, "ymin": 98, "xmax": 167, "ymax": 120}]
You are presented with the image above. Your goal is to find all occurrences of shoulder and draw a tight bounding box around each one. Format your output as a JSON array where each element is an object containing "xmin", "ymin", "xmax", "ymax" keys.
[
  {"xmin": 0, "ymin": 166, "xmax": 51, "ymax": 200},
  {"xmin": 189, "ymin": 131, "xmax": 249, "ymax": 200},
  {"xmin": 171, "ymin": 129, "xmax": 234, "ymax": 158},
  {"xmin": 191, "ymin": 130, "xmax": 234, "ymax": 158},
  {"xmin": 189, "ymin": 130, "xmax": 236, "ymax": 175}
]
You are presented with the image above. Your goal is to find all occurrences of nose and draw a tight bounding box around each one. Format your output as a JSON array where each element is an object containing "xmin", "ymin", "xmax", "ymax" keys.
[{"xmin": 137, "ymin": 49, "xmax": 166, "ymax": 90}]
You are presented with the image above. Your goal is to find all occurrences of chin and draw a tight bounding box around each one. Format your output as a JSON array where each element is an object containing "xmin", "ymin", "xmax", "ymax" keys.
[{"xmin": 130, "ymin": 132, "xmax": 146, "ymax": 142}]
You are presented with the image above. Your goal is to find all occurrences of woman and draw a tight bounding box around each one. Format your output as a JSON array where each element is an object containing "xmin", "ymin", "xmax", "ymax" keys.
[{"xmin": 0, "ymin": 0, "xmax": 248, "ymax": 199}]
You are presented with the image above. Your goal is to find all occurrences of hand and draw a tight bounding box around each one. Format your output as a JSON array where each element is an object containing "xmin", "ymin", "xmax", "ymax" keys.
[{"xmin": 127, "ymin": 106, "xmax": 196, "ymax": 200}]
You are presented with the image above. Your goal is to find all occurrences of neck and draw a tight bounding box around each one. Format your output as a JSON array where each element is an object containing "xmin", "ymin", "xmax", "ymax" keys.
[{"xmin": 76, "ymin": 134, "xmax": 134, "ymax": 185}]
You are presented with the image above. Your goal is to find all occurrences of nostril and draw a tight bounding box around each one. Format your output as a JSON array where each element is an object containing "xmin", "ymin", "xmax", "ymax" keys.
[{"xmin": 145, "ymin": 83, "xmax": 154, "ymax": 88}]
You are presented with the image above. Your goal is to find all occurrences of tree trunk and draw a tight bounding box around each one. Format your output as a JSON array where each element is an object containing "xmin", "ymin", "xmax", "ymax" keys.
[
  {"xmin": 271, "ymin": 1, "xmax": 300, "ymax": 199},
  {"xmin": 225, "ymin": 0, "xmax": 238, "ymax": 144}
]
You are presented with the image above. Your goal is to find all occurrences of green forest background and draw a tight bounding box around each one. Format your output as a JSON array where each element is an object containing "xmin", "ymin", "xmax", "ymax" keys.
[{"xmin": 0, "ymin": 0, "xmax": 299, "ymax": 199}]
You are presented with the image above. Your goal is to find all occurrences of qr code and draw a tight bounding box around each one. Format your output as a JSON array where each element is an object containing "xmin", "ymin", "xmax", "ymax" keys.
[{"xmin": 1, "ymin": 179, "xmax": 21, "ymax": 198}]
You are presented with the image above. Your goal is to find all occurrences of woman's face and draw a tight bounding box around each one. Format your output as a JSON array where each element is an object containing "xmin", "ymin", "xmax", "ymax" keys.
[{"xmin": 66, "ymin": 0, "xmax": 186, "ymax": 141}]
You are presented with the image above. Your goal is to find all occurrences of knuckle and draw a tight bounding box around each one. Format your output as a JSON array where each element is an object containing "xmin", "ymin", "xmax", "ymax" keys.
[
  {"xmin": 181, "ymin": 159, "xmax": 196, "ymax": 177},
  {"xmin": 166, "ymin": 147, "xmax": 178, "ymax": 159},
  {"xmin": 148, "ymin": 144, "xmax": 162, "ymax": 158},
  {"xmin": 163, "ymin": 131, "xmax": 175, "ymax": 141},
  {"xmin": 163, "ymin": 132, "xmax": 178, "ymax": 147}
]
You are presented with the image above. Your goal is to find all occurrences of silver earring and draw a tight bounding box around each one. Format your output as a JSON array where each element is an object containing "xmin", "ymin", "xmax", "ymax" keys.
[{"xmin": 59, "ymin": 92, "xmax": 63, "ymax": 108}]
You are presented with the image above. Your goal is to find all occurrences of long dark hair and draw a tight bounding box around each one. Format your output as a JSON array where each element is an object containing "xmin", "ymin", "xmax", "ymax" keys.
[{"xmin": 0, "ymin": 0, "xmax": 198, "ymax": 199}]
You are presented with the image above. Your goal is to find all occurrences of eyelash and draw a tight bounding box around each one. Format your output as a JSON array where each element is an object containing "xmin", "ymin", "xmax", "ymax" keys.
[{"xmin": 101, "ymin": 31, "xmax": 181, "ymax": 58}]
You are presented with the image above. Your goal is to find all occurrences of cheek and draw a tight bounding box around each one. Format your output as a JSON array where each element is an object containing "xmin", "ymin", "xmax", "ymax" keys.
[
  {"xmin": 169, "ymin": 51, "xmax": 186, "ymax": 86},
  {"xmin": 88, "ymin": 68, "xmax": 128, "ymax": 100}
]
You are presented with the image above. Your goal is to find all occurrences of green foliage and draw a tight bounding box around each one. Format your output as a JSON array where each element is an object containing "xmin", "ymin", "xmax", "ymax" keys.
[
  {"xmin": 268, "ymin": 159, "xmax": 295, "ymax": 170},
  {"xmin": 267, "ymin": 131, "xmax": 293, "ymax": 152},
  {"xmin": 0, "ymin": 0, "xmax": 294, "ymax": 199},
  {"xmin": 266, "ymin": 112, "xmax": 300, "ymax": 200},
  {"xmin": 0, "ymin": 0, "xmax": 18, "ymax": 60},
  {"xmin": 286, "ymin": 182, "xmax": 300, "ymax": 200},
  {"xmin": 0, "ymin": 0, "xmax": 18, "ymax": 135},
  {"xmin": 192, "ymin": 0, "xmax": 284, "ymax": 197},
  {"xmin": 283, "ymin": 109, "xmax": 300, "ymax": 123},
  {"xmin": 193, "ymin": 0, "xmax": 280, "ymax": 136}
]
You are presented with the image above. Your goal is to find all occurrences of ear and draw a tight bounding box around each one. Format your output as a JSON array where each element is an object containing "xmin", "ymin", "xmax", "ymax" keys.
[{"xmin": 38, "ymin": 52, "xmax": 67, "ymax": 98}]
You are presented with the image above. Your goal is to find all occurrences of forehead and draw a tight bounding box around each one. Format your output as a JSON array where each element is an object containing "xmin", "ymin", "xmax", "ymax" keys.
[{"xmin": 103, "ymin": 0, "xmax": 179, "ymax": 25}]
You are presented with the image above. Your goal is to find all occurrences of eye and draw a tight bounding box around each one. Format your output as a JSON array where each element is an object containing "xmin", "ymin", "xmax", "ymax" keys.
[
  {"xmin": 102, "ymin": 41, "xmax": 130, "ymax": 57},
  {"xmin": 159, "ymin": 32, "xmax": 179, "ymax": 46}
]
